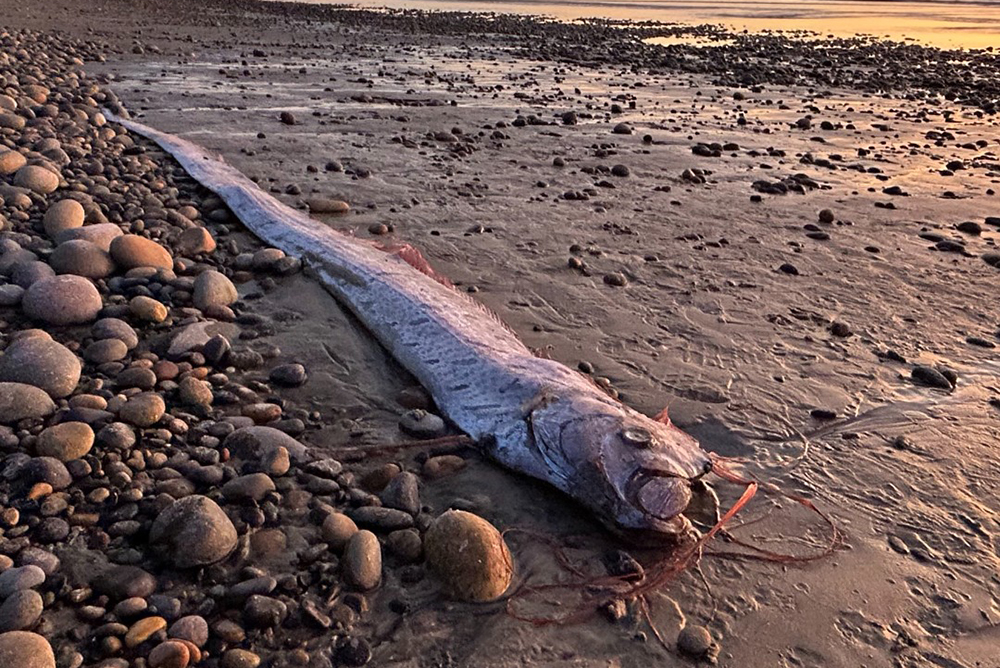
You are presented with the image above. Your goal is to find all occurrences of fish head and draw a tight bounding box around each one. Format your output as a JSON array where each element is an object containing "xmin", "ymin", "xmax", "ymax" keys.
[{"xmin": 530, "ymin": 392, "xmax": 712, "ymax": 540}]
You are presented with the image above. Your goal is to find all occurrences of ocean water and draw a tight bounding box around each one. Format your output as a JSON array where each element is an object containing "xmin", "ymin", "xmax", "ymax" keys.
[{"xmin": 288, "ymin": 0, "xmax": 1000, "ymax": 48}]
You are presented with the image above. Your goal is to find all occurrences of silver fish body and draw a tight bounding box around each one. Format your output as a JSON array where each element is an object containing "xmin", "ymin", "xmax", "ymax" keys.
[{"xmin": 107, "ymin": 111, "xmax": 712, "ymax": 538}]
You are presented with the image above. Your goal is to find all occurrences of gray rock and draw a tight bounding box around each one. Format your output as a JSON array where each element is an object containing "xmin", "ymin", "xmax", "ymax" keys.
[
  {"xmin": 49, "ymin": 240, "xmax": 115, "ymax": 279},
  {"xmin": 0, "ymin": 383, "xmax": 55, "ymax": 423},
  {"xmin": 379, "ymin": 472, "xmax": 420, "ymax": 515},
  {"xmin": 192, "ymin": 270, "xmax": 237, "ymax": 310},
  {"xmin": 243, "ymin": 595, "xmax": 287, "ymax": 628},
  {"xmin": 343, "ymin": 530, "xmax": 381, "ymax": 591},
  {"xmin": 398, "ymin": 409, "xmax": 446, "ymax": 439},
  {"xmin": 54, "ymin": 223, "xmax": 123, "ymax": 251},
  {"xmin": 22, "ymin": 275, "xmax": 102, "ymax": 326},
  {"xmin": 0, "ymin": 566, "xmax": 45, "ymax": 599},
  {"xmin": 269, "ymin": 363, "xmax": 307, "ymax": 387},
  {"xmin": 168, "ymin": 615, "xmax": 209, "ymax": 647},
  {"xmin": 92, "ymin": 318, "xmax": 139, "ymax": 349},
  {"xmin": 0, "ymin": 338, "xmax": 81, "ymax": 399},
  {"xmin": 91, "ymin": 566, "xmax": 156, "ymax": 600},
  {"xmin": 348, "ymin": 506, "xmax": 414, "ymax": 531},
  {"xmin": 11, "ymin": 261, "xmax": 54, "ymax": 289},
  {"xmin": 224, "ymin": 426, "xmax": 307, "ymax": 463},
  {"xmin": 0, "ymin": 590, "xmax": 43, "ymax": 631},
  {"xmin": 0, "ymin": 631, "xmax": 56, "ymax": 668},
  {"xmin": 221, "ymin": 473, "xmax": 275, "ymax": 503},
  {"xmin": 149, "ymin": 495, "xmax": 237, "ymax": 568},
  {"xmin": 17, "ymin": 458, "xmax": 71, "ymax": 491},
  {"xmin": 0, "ymin": 284, "xmax": 23, "ymax": 306}
]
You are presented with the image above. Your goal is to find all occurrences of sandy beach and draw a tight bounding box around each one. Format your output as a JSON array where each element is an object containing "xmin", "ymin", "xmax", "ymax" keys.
[{"xmin": 0, "ymin": 0, "xmax": 997, "ymax": 667}]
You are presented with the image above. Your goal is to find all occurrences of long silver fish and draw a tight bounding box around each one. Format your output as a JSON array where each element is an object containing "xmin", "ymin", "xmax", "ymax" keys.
[{"xmin": 107, "ymin": 111, "xmax": 713, "ymax": 540}]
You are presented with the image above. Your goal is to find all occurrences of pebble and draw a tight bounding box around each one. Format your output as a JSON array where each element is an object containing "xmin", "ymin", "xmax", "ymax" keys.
[
  {"xmin": 421, "ymin": 454, "xmax": 467, "ymax": 479},
  {"xmin": 222, "ymin": 473, "xmax": 276, "ymax": 503},
  {"xmin": 12, "ymin": 261, "xmax": 54, "ymax": 289},
  {"xmin": 0, "ymin": 337, "xmax": 81, "ymax": 398},
  {"xmin": 92, "ymin": 566, "xmax": 157, "ymax": 600},
  {"xmin": 168, "ymin": 616, "xmax": 208, "ymax": 647},
  {"xmin": 306, "ymin": 198, "xmax": 350, "ymax": 214},
  {"xmin": 348, "ymin": 506, "xmax": 414, "ymax": 531},
  {"xmin": 343, "ymin": 530, "xmax": 382, "ymax": 591},
  {"xmin": 192, "ymin": 270, "xmax": 237, "ymax": 310},
  {"xmin": 398, "ymin": 409, "xmax": 446, "ymax": 438},
  {"xmin": 221, "ymin": 649, "xmax": 261, "ymax": 668},
  {"xmin": 911, "ymin": 365, "xmax": 953, "ymax": 390},
  {"xmin": 13, "ymin": 165, "xmax": 60, "ymax": 195},
  {"xmin": 125, "ymin": 616, "xmax": 167, "ymax": 648},
  {"xmin": 176, "ymin": 227, "xmax": 216, "ymax": 256},
  {"xmin": 22, "ymin": 275, "xmax": 102, "ymax": 325},
  {"xmin": 55, "ymin": 223, "xmax": 122, "ymax": 251},
  {"xmin": 320, "ymin": 512, "xmax": 359, "ymax": 552},
  {"xmin": 0, "ymin": 566, "xmax": 45, "ymax": 599},
  {"xmin": 0, "ymin": 151, "xmax": 26, "ymax": 175},
  {"xmin": 148, "ymin": 640, "xmax": 190, "ymax": 668},
  {"xmin": 677, "ymin": 624, "xmax": 715, "ymax": 658},
  {"xmin": 0, "ymin": 631, "xmax": 55, "ymax": 668},
  {"xmin": 49, "ymin": 240, "xmax": 116, "ymax": 279},
  {"xmin": 110, "ymin": 235, "xmax": 173, "ymax": 270},
  {"xmin": 0, "ymin": 590, "xmax": 43, "ymax": 632},
  {"xmin": 423, "ymin": 510, "xmax": 512, "ymax": 601},
  {"xmin": 177, "ymin": 377, "xmax": 213, "ymax": 406},
  {"xmin": 149, "ymin": 495, "xmax": 238, "ymax": 568},
  {"xmin": 119, "ymin": 392, "xmax": 166, "ymax": 427},
  {"xmin": 35, "ymin": 422, "xmax": 94, "ymax": 462},
  {"xmin": 269, "ymin": 363, "xmax": 307, "ymax": 387},
  {"xmin": 129, "ymin": 295, "xmax": 168, "ymax": 323},
  {"xmin": 42, "ymin": 200, "xmax": 85, "ymax": 237},
  {"xmin": 0, "ymin": 383, "xmax": 55, "ymax": 423},
  {"xmin": 243, "ymin": 595, "xmax": 287, "ymax": 628},
  {"xmin": 83, "ymin": 338, "xmax": 128, "ymax": 364},
  {"xmin": 380, "ymin": 471, "xmax": 420, "ymax": 515}
]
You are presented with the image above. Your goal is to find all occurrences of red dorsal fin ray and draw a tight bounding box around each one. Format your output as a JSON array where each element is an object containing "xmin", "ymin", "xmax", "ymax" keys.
[
  {"xmin": 378, "ymin": 241, "xmax": 454, "ymax": 288},
  {"xmin": 653, "ymin": 407, "xmax": 671, "ymax": 425}
]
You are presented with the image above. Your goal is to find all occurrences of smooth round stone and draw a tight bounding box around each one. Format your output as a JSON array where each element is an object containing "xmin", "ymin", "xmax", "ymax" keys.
[
  {"xmin": 0, "ymin": 151, "xmax": 26, "ymax": 176},
  {"xmin": 386, "ymin": 529, "xmax": 423, "ymax": 563},
  {"xmin": 242, "ymin": 595, "xmax": 287, "ymax": 628},
  {"xmin": 224, "ymin": 426, "xmax": 308, "ymax": 463},
  {"xmin": 677, "ymin": 624, "xmax": 714, "ymax": 658},
  {"xmin": 0, "ymin": 590, "xmax": 43, "ymax": 632},
  {"xmin": 150, "ymin": 495, "xmax": 237, "ymax": 568},
  {"xmin": 42, "ymin": 200, "xmax": 85, "ymax": 237},
  {"xmin": 148, "ymin": 640, "xmax": 190, "ymax": 668},
  {"xmin": 110, "ymin": 235, "xmax": 173, "ymax": 271},
  {"xmin": 13, "ymin": 165, "xmax": 59, "ymax": 195},
  {"xmin": 0, "ymin": 247, "xmax": 37, "ymax": 277},
  {"xmin": 22, "ymin": 275, "xmax": 102, "ymax": 326},
  {"xmin": 399, "ymin": 409, "xmax": 446, "ymax": 439},
  {"xmin": 221, "ymin": 649, "xmax": 260, "ymax": 668},
  {"xmin": 19, "ymin": 458, "xmax": 71, "ymax": 492},
  {"xmin": 424, "ymin": 510, "xmax": 513, "ymax": 602},
  {"xmin": 50, "ymin": 240, "xmax": 115, "ymax": 279},
  {"xmin": 83, "ymin": 338, "xmax": 128, "ymax": 364},
  {"xmin": 0, "ymin": 566, "xmax": 45, "ymax": 599},
  {"xmin": 0, "ymin": 631, "xmax": 55, "ymax": 668},
  {"xmin": 118, "ymin": 393, "xmax": 165, "ymax": 428},
  {"xmin": 176, "ymin": 228, "xmax": 216, "ymax": 256},
  {"xmin": 55, "ymin": 223, "xmax": 122, "ymax": 251},
  {"xmin": 35, "ymin": 422, "xmax": 94, "ymax": 462},
  {"xmin": 306, "ymin": 198, "xmax": 350, "ymax": 214},
  {"xmin": 177, "ymin": 377, "xmax": 212, "ymax": 406},
  {"xmin": 96, "ymin": 422, "xmax": 137, "ymax": 450},
  {"xmin": 0, "ymin": 383, "xmax": 55, "ymax": 423},
  {"xmin": 343, "ymin": 530, "xmax": 381, "ymax": 591},
  {"xmin": 221, "ymin": 473, "xmax": 275, "ymax": 503},
  {"xmin": 192, "ymin": 270, "xmax": 237, "ymax": 311},
  {"xmin": 0, "ymin": 114, "xmax": 25, "ymax": 131},
  {"xmin": 92, "ymin": 318, "xmax": 139, "ymax": 349},
  {"xmin": 129, "ymin": 295, "xmax": 168, "ymax": 323},
  {"xmin": 269, "ymin": 363, "xmax": 307, "ymax": 387},
  {"xmin": 125, "ymin": 616, "xmax": 167, "ymax": 648},
  {"xmin": 0, "ymin": 338, "xmax": 81, "ymax": 398},
  {"xmin": 11, "ymin": 261, "xmax": 54, "ymax": 289},
  {"xmin": 168, "ymin": 616, "xmax": 208, "ymax": 647},
  {"xmin": 92, "ymin": 566, "xmax": 156, "ymax": 600},
  {"xmin": 115, "ymin": 367, "xmax": 156, "ymax": 390},
  {"xmin": 0, "ymin": 284, "xmax": 24, "ymax": 306},
  {"xmin": 321, "ymin": 513, "xmax": 358, "ymax": 552}
]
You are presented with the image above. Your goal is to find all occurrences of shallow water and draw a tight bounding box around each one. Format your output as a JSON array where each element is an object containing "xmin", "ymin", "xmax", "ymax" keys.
[{"xmin": 284, "ymin": 0, "xmax": 1000, "ymax": 48}]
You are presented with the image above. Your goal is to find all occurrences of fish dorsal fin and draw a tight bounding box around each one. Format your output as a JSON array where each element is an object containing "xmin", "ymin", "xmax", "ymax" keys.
[
  {"xmin": 378, "ymin": 241, "xmax": 454, "ymax": 289},
  {"xmin": 653, "ymin": 407, "xmax": 671, "ymax": 426}
]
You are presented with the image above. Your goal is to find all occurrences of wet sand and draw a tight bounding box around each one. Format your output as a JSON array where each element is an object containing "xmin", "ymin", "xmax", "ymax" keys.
[{"xmin": 3, "ymin": 0, "xmax": 1000, "ymax": 666}]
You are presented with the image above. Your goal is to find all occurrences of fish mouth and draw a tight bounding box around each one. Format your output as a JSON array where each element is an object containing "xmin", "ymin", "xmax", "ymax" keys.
[{"xmin": 627, "ymin": 470, "xmax": 693, "ymax": 522}]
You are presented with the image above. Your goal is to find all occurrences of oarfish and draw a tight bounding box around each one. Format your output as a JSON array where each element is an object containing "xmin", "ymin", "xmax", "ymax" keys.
[{"xmin": 107, "ymin": 111, "xmax": 713, "ymax": 540}]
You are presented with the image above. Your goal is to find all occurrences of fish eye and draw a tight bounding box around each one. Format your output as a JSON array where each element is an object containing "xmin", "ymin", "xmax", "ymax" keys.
[{"xmin": 621, "ymin": 426, "xmax": 653, "ymax": 448}]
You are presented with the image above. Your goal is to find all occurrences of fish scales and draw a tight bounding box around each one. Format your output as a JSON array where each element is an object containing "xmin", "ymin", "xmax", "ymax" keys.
[{"xmin": 108, "ymin": 110, "xmax": 712, "ymax": 538}]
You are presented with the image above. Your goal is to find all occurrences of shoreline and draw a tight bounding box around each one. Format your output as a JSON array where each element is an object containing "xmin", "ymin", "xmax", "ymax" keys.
[{"xmin": 0, "ymin": 0, "xmax": 998, "ymax": 667}]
